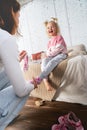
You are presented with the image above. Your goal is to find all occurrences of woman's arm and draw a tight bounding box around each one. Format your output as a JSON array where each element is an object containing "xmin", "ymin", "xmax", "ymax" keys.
[{"xmin": 0, "ymin": 36, "xmax": 35, "ymax": 97}]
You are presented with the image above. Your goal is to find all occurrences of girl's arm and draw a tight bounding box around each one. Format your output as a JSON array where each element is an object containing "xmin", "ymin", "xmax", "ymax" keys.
[
  {"xmin": 46, "ymin": 36, "xmax": 67, "ymax": 57},
  {"xmin": 47, "ymin": 44, "xmax": 66, "ymax": 56}
]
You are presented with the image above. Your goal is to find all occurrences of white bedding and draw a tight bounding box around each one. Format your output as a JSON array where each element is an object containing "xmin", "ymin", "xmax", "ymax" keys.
[{"xmin": 53, "ymin": 55, "xmax": 87, "ymax": 105}]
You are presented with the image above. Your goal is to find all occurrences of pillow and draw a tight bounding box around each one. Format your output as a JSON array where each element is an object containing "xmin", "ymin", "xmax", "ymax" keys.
[
  {"xmin": 31, "ymin": 52, "xmax": 42, "ymax": 60},
  {"xmin": 68, "ymin": 44, "xmax": 87, "ymax": 57},
  {"xmin": 31, "ymin": 51, "xmax": 45, "ymax": 60}
]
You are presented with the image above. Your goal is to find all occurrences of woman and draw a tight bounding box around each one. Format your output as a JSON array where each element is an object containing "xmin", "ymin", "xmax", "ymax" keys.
[{"xmin": 0, "ymin": 0, "xmax": 37, "ymax": 129}]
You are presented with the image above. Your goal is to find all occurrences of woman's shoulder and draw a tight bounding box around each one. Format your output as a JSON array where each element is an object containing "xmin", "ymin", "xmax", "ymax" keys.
[
  {"xmin": 0, "ymin": 28, "xmax": 11, "ymax": 37},
  {"xmin": 0, "ymin": 29, "xmax": 14, "ymax": 45}
]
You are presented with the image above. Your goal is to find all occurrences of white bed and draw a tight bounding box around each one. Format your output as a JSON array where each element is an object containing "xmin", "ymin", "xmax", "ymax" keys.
[
  {"xmin": 53, "ymin": 54, "xmax": 87, "ymax": 105},
  {"xmin": 23, "ymin": 44, "xmax": 87, "ymax": 105}
]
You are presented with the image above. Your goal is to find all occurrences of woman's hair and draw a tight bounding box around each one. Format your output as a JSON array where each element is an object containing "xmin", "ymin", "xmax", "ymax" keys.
[
  {"xmin": 0, "ymin": 0, "xmax": 20, "ymax": 34},
  {"xmin": 44, "ymin": 17, "xmax": 60, "ymax": 34}
]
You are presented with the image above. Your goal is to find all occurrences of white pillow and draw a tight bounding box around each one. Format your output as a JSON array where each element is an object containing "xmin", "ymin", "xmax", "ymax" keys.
[{"xmin": 68, "ymin": 44, "xmax": 87, "ymax": 57}]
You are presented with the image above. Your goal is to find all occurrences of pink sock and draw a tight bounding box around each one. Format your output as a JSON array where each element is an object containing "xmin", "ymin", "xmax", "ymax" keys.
[{"xmin": 30, "ymin": 77, "xmax": 42, "ymax": 84}]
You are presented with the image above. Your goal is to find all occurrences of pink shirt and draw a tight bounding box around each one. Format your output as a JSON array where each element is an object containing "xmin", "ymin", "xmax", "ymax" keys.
[{"xmin": 46, "ymin": 35, "xmax": 67, "ymax": 57}]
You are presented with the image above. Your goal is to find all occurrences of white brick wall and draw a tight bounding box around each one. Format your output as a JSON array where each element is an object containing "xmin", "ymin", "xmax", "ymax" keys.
[{"xmin": 18, "ymin": 0, "xmax": 87, "ymax": 55}]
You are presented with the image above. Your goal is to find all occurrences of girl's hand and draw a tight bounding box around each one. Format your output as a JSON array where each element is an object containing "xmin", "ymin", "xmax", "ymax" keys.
[{"xmin": 41, "ymin": 52, "xmax": 47, "ymax": 59}]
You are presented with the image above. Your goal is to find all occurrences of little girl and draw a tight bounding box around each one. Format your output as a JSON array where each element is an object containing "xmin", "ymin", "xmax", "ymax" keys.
[{"xmin": 31, "ymin": 17, "xmax": 68, "ymax": 91}]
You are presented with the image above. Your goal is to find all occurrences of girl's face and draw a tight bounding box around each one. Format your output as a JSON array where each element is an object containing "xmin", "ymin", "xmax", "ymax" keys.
[{"xmin": 46, "ymin": 22, "xmax": 57, "ymax": 37}]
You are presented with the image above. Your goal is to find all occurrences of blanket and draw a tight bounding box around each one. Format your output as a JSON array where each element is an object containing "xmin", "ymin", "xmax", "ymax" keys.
[{"xmin": 53, "ymin": 55, "xmax": 87, "ymax": 105}]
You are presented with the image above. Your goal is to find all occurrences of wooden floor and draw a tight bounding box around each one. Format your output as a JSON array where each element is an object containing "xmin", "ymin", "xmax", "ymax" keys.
[{"xmin": 6, "ymin": 97, "xmax": 87, "ymax": 130}]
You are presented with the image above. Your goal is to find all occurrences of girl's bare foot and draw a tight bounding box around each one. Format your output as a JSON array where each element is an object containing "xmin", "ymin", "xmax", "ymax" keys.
[
  {"xmin": 43, "ymin": 79, "xmax": 53, "ymax": 91},
  {"xmin": 32, "ymin": 77, "xmax": 38, "ymax": 89}
]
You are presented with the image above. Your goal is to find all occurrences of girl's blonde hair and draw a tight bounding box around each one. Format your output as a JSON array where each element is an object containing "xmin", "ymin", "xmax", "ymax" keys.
[{"xmin": 44, "ymin": 17, "xmax": 60, "ymax": 34}]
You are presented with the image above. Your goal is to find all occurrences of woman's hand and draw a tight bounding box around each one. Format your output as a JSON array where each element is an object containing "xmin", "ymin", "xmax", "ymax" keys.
[{"xmin": 19, "ymin": 50, "xmax": 27, "ymax": 62}]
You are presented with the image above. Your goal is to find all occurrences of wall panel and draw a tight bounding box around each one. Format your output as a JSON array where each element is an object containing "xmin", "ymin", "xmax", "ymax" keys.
[
  {"xmin": 66, "ymin": 0, "xmax": 87, "ymax": 46},
  {"xmin": 18, "ymin": 0, "xmax": 87, "ymax": 55}
]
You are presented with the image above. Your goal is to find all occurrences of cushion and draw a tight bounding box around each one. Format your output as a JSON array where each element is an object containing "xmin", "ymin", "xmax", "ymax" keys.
[
  {"xmin": 68, "ymin": 44, "xmax": 87, "ymax": 57},
  {"xmin": 31, "ymin": 51, "xmax": 44, "ymax": 60}
]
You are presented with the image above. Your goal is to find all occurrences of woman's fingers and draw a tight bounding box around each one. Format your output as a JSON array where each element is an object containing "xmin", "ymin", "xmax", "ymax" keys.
[{"xmin": 19, "ymin": 50, "xmax": 27, "ymax": 62}]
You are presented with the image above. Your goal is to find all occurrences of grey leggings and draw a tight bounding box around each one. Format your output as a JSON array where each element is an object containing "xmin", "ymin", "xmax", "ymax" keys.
[{"xmin": 40, "ymin": 53, "xmax": 67, "ymax": 79}]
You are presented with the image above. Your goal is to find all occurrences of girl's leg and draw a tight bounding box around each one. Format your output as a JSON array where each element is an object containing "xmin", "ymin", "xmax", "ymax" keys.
[
  {"xmin": 0, "ymin": 85, "xmax": 28, "ymax": 130},
  {"xmin": 43, "ymin": 78, "xmax": 54, "ymax": 91},
  {"xmin": 40, "ymin": 54, "xmax": 67, "ymax": 79},
  {"xmin": 41, "ymin": 54, "xmax": 67, "ymax": 90},
  {"xmin": 39, "ymin": 58, "xmax": 53, "ymax": 91},
  {"xmin": 31, "ymin": 54, "xmax": 67, "ymax": 90},
  {"xmin": 30, "ymin": 57, "xmax": 51, "ymax": 84}
]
